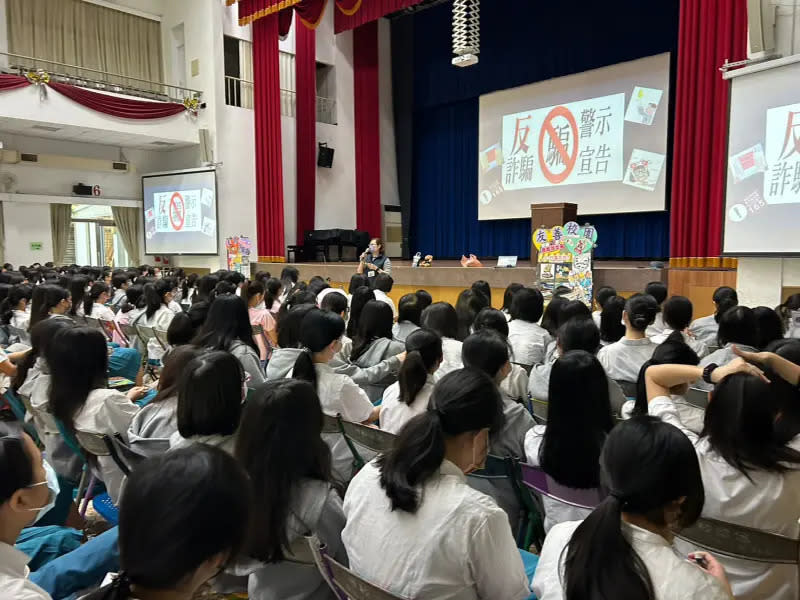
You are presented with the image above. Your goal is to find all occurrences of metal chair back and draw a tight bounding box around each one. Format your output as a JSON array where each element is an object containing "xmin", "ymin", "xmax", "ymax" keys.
[
  {"xmin": 339, "ymin": 420, "xmax": 396, "ymax": 470},
  {"xmin": 685, "ymin": 387, "xmax": 710, "ymax": 409},
  {"xmin": 518, "ymin": 461, "xmax": 604, "ymax": 510}
]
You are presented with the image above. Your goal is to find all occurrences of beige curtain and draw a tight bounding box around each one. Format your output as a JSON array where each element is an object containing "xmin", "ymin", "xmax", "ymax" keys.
[
  {"xmin": 50, "ymin": 204, "xmax": 72, "ymax": 265},
  {"xmin": 0, "ymin": 203, "xmax": 5, "ymax": 265},
  {"xmin": 112, "ymin": 206, "xmax": 141, "ymax": 266},
  {"xmin": 7, "ymin": 0, "xmax": 163, "ymax": 88}
]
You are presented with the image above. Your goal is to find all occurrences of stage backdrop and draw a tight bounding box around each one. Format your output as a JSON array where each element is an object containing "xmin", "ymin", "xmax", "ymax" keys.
[{"xmin": 397, "ymin": 0, "xmax": 677, "ymax": 259}]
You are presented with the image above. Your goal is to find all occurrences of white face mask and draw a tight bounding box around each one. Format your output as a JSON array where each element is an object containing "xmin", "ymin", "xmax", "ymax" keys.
[
  {"xmin": 369, "ymin": 244, "xmax": 378, "ymax": 253},
  {"xmin": 25, "ymin": 459, "xmax": 60, "ymax": 524}
]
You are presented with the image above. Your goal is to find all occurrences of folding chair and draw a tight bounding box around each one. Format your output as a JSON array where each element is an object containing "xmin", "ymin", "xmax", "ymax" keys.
[
  {"xmin": 338, "ymin": 419, "xmax": 396, "ymax": 471},
  {"xmin": 511, "ymin": 362, "xmax": 533, "ymax": 376},
  {"xmin": 153, "ymin": 329, "xmax": 170, "ymax": 349},
  {"xmin": 306, "ymin": 534, "xmax": 410, "ymax": 600},
  {"xmin": 74, "ymin": 431, "xmax": 133, "ymax": 523},
  {"xmin": 529, "ymin": 397, "xmax": 548, "ymax": 424},
  {"xmin": 614, "ymin": 380, "xmax": 638, "ymax": 398},
  {"xmin": 322, "ymin": 413, "xmax": 342, "ymax": 434},
  {"xmin": 7, "ymin": 324, "xmax": 30, "ymax": 346},
  {"xmin": 84, "ymin": 317, "xmax": 106, "ymax": 334},
  {"xmin": 685, "ymin": 387, "xmax": 710, "ymax": 410},
  {"xmin": 135, "ymin": 324, "xmax": 164, "ymax": 351},
  {"xmin": 119, "ymin": 323, "xmax": 137, "ymax": 345}
]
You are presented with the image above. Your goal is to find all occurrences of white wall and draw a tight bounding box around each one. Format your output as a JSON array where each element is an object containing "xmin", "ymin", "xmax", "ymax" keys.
[
  {"xmin": 378, "ymin": 19, "xmax": 399, "ymax": 209},
  {"xmin": 737, "ymin": 257, "xmax": 800, "ymax": 307},
  {"xmin": 3, "ymin": 202, "xmax": 54, "ymax": 265}
]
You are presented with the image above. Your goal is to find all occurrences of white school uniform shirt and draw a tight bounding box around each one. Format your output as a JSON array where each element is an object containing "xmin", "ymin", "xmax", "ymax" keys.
[
  {"xmin": 167, "ymin": 299, "xmax": 182, "ymax": 314},
  {"xmin": 342, "ymin": 459, "xmax": 531, "ymax": 600},
  {"xmin": 650, "ymin": 395, "xmax": 800, "ymax": 600},
  {"xmin": 500, "ymin": 363, "xmax": 529, "ymax": 403},
  {"xmin": 591, "ymin": 310, "xmax": 601, "ymax": 328},
  {"xmin": 507, "ymin": 319, "xmax": 551, "ymax": 366},
  {"xmin": 379, "ymin": 376, "xmax": 434, "ymax": 435},
  {"xmin": 523, "ymin": 425, "xmax": 594, "ymax": 532},
  {"xmin": 110, "ymin": 289, "xmax": 126, "ymax": 307},
  {"xmin": 620, "ymin": 394, "xmax": 706, "ymax": 435},
  {"xmin": 695, "ymin": 343, "xmax": 758, "ymax": 391},
  {"xmin": 651, "ymin": 329, "xmax": 709, "ymax": 358},
  {"xmin": 132, "ymin": 305, "xmax": 175, "ymax": 361},
  {"xmin": 434, "ymin": 337, "xmax": 463, "ymax": 381},
  {"xmin": 73, "ymin": 388, "xmax": 140, "ymax": 505},
  {"xmin": 11, "ymin": 309, "xmax": 30, "ymax": 331},
  {"xmin": 533, "ymin": 520, "xmax": 731, "ymax": 600},
  {"xmin": 0, "ymin": 542, "xmax": 53, "ymax": 600},
  {"xmin": 597, "ymin": 336, "xmax": 657, "ymax": 383},
  {"xmin": 645, "ymin": 312, "xmax": 666, "ymax": 338},
  {"xmin": 309, "ymin": 363, "xmax": 375, "ymax": 482},
  {"xmin": 373, "ymin": 289, "xmax": 397, "ymax": 319},
  {"xmin": 87, "ymin": 302, "xmax": 115, "ymax": 321},
  {"xmin": 392, "ymin": 320, "xmax": 420, "ymax": 343},
  {"xmin": 689, "ymin": 314, "xmax": 718, "ymax": 347}
]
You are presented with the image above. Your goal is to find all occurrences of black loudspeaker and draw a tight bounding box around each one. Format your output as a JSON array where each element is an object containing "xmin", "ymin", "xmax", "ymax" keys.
[{"xmin": 317, "ymin": 143, "xmax": 335, "ymax": 168}]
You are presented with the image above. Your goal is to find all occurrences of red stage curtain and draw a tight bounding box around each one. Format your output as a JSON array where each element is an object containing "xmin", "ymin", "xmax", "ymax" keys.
[
  {"xmin": 253, "ymin": 14, "xmax": 286, "ymax": 262},
  {"xmin": 235, "ymin": 0, "xmax": 301, "ymax": 25},
  {"xmin": 295, "ymin": 20, "xmax": 317, "ymax": 245},
  {"xmin": 353, "ymin": 21, "xmax": 382, "ymax": 238},
  {"xmin": 295, "ymin": 0, "xmax": 326, "ymax": 28},
  {"xmin": 278, "ymin": 8, "xmax": 294, "ymax": 37},
  {"xmin": 335, "ymin": 0, "xmax": 424, "ymax": 33},
  {"xmin": 670, "ymin": 0, "xmax": 747, "ymax": 267},
  {"xmin": 48, "ymin": 83, "xmax": 186, "ymax": 119},
  {"xmin": 0, "ymin": 74, "xmax": 30, "ymax": 91}
]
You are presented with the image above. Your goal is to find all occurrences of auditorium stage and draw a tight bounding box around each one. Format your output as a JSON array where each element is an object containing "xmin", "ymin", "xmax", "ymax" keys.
[{"xmin": 251, "ymin": 259, "xmax": 672, "ymax": 309}]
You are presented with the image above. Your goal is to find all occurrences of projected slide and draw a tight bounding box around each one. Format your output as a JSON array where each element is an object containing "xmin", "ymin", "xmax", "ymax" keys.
[
  {"xmin": 724, "ymin": 58, "xmax": 800, "ymax": 254},
  {"xmin": 142, "ymin": 169, "xmax": 218, "ymax": 255},
  {"xmin": 478, "ymin": 53, "xmax": 671, "ymax": 220}
]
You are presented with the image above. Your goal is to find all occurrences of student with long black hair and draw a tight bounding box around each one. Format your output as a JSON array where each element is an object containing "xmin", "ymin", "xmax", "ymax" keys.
[
  {"xmin": 501, "ymin": 282, "xmax": 524, "ymax": 321},
  {"xmin": 695, "ymin": 305, "xmax": 759, "ymax": 391},
  {"xmin": 392, "ymin": 293, "xmax": 422, "ymax": 343},
  {"xmin": 650, "ymin": 296, "xmax": 709, "ymax": 358},
  {"xmin": 508, "ymin": 287, "xmax": 550, "ymax": 366},
  {"xmin": 279, "ymin": 266, "xmax": 300, "ymax": 302},
  {"xmin": 380, "ymin": 328, "xmax": 442, "ymax": 434},
  {"xmin": 242, "ymin": 279, "xmax": 278, "ymax": 365},
  {"xmin": 345, "ymin": 286, "xmax": 375, "ymax": 340},
  {"xmin": 455, "ymin": 288, "xmax": 489, "ymax": 341},
  {"xmin": 113, "ymin": 285, "xmax": 144, "ymax": 328},
  {"xmin": 525, "ymin": 350, "xmax": 614, "ymax": 532},
  {"xmin": 644, "ymin": 281, "xmax": 668, "ymax": 337},
  {"xmin": 599, "ymin": 295, "xmax": 626, "ymax": 346},
  {"xmin": 131, "ymin": 280, "xmax": 175, "ymax": 361},
  {"xmin": 592, "ymin": 285, "xmax": 616, "ymax": 328},
  {"xmin": 597, "ymin": 294, "xmax": 658, "ymax": 383},
  {"xmin": 194, "ymin": 294, "xmax": 266, "ymax": 385},
  {"xmin": 533, "ymin": 416, "xmax": 732, "ymax": 600},
  {"xmin": 292, "ymin": 308, "xmax": 379, "ymax": 481},
  {"xmin": 233, "ymin": 379, "xmax": 346, "ymax": 600},
  {"xmin": 422, "ymin": 301, "xmax": 463, "ymax": 379},
  {"xmin": 67, "ymin": 275, "xmax": 89, "ymax": 318},
  {"xmin": 343, "ymin": 369, "xmax": 531, "ymax": 599},
  {"xmin": 29, "ymin": 285, "xmax": 70, "ymax": 331},
  {"xmin": 689, "ymin": 285, "xmax": 738, "ymax": 347},
  {"xmin": 0, "ymin": 283, "xmax": 32, "ymax": 332},
  {"xmin": 82, "ymin": 282, "xmax": 115, "ymax": 321},
  {"xmin": 472, "ymin": 307, "xmax": 529, "ymax": 403},
  {"xmin": 349, "ymin": 300, "xmax": 404, "ymax": 401},
  {"xmin": 81, "ymin": 446, "xmax": 252, "ymax": 600},
  {"xmin": 646, "ymin": 350, "xmax": 800, "ymax": 599},
  {"xmin": 753, "ymin": 306, "xmax": 784, "ymax": 350}
]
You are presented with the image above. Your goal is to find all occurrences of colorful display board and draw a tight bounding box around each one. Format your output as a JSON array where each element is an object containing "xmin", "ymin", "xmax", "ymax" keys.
[{"xmin": 533, "ymin": 221, "xmax": 597, "ymax": 306}]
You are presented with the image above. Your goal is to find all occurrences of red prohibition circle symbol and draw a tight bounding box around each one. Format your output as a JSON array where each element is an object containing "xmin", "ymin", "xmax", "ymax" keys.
[
  {"xmin": 169, "ymin": 192, "xmax": 185, "ymax": 231},
  {"xmin": 538, "ymin": 105, "xmax": 579, "ymax": 184}
]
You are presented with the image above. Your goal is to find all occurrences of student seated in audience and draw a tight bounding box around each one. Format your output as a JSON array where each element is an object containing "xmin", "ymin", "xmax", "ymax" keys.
[
  {"xmin": 169, "ymin": 351, "xmax": 244, "ymax": 455},
  {"xmin": 320, "ymin": 290, "xmax": 352, "ymax": 359},
  {"xmin": 415, "ymin": 288, "xmax": 433, "ymax": 312},
  {"xmin": 372, "ymin": 273, "xmax": 397, "ymax": 319},
  {"xmin": 753, "ymin": 305, "xmax": 784, "ymax": 350},
  {"xmin": 127, "ymin": 346, "xmax": 202, "ymax": 457},
  {"xmin": 47, "ymin": 327, "xmax": 147, "ymax": 503},
  {"xmin": 597, "ymin": 294, "xmax": 658, "ymax": 384},
  {"xmin": 471, "ymin": 279, "xmax": 491, "ymax": 305},
  {"xmin": 109, "ymin": 273, "xmax": 130, "ymax": 308},
  {"xmin": 599, "ymin": 295, "xmax": 626, "ymax": 346},
  {"xmin": 501, "ymin": 282, "xmax": 524, "ymax": 322},
  {"xmin": 421, "ymin": 301, "xmax": 463, "ymax": 379},
  {"xmin": 82, "ymin": 282, "xmax": 115, "ymax": 321},
  {"xmin": 307, "ymin": 275, "xmax": 329, "ymax": 298},
  {"xmin": 292, "ymin": 308, "xmax": 379, "ymax": 481},
  {"xmin": 651, "ymin": 295, "xmax": 709, "ymax": 358},
  {"xmin": 243, "ymin": 279, "xmax": 278, "ymax": 367},
  {"xmin": 533, "ymin": 416, "xmax": 733, "ymax": 600},
  {"xmin": 545, "ymin": 300, "xmax": 592, "ymax": 362},
  {"xmin": 696, "ymin": 305, "xmax": 759, "ymax": 391},
  {"xmin": 540, "ymin": 295, "xmax": 567, "ymax": 339},
  {"xmin": 644, "ymin": 281, "xmax": 668, "ymax": 337},
  {"xmin": 1, "ymin": 283, "xmax": 32, "ymax": 333},
  {"xmin": 380, "ymin": 328, "xmax": 442, "ymax": 435},
  {"xmin": 83, "ymin": 446, "xmax": 252, "ymax": 600},
  {"xmin": 233, "ymin": 379, "xmax": 346, "ymax": 600},
  {"xmin": 592, "ymin": 285, "xmax": 616, "ymax": 328},
  {"xmin": 28, "ymin": 285, "xmax": 71, "ymax": 330},
  {"xmin": 348, "ymin": 273, "xmax": 367, "ymax": 298},
  {"xmin": 525, "ymin": 350, "xmax": 613, "ymax": 532},
  {"xmin": 349, "ymin": 300, "xmax": 404, "ymax": 402},
  {"xmin": 778, "ymin": 293, "xmax": 800, "ymax": 337},
  {"xmin": 507, "ymin": 287, "xmax": 550, "ymax": 366},
  {"xmin": 455, "ymin": 288, "xmax": 489, "ymax": 341},
  {"xmin": 646, "ymin": 350, "xmax": 800, "ymax": 599},
  {"xmin": 113, "ymin": 284, "xmax": 144, "ymax": 328},
  {"xmin": 626, "ymin": 332, "xmax": 702, "ymax": 431},
  {"xmin": 193, "ymin": 294, "xmax": 266, "ymax": 386},
  {"xmin": 345, "ymin": 286, "xmax": 375, "ymax": 340},
  {"xmin": 392, "ymin": 293, "xmax": 422, "ymax": 342},
  {"xmin": 68, "ymin": 276, "xmax": 90, "ymax": 318},
  {"xmin": 342, "ymin": 369, "xmax": 532, "ymax": 599},
  {"xmin": 689, "ymin": 285, "xmax": 737, "ymax": 347},
  {"xmin": 472, "ymin": 307, "xmax": 529, "ymax": 403},
  {"xmin": 131, "ymin": 280, "xmax": 176, "ymax": 362}
]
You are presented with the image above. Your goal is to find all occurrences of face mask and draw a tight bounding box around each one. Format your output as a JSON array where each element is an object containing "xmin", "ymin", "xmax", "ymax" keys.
[
  {"xmin": 25, "ymin": 459, "xmax": 59, "ymax": 524},
  {"xmin": 369, "ymin": 244, "xmax": 378, "ymax": 253}
]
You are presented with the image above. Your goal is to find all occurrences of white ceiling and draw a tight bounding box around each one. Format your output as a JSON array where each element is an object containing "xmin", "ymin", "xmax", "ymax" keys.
[{"xmin": 0, "ymin": 116, "xmax": 197, "ymax": 151}]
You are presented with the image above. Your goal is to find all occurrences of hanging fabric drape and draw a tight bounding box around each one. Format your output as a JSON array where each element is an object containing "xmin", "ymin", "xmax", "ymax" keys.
[
  {"xmin": 335, "ymin": 0, "xmax": 424, "ymax": 33},
  {"xmin": 353, "ymin": 21, "xmax": 382, "ymax": 238},
  {"xmin": 0, "ymin": 74, "xmax": 30, "ymax": 91},
  {"xmin": 232, "ymin": 0, "xmax": 326, "ymax": 28},
  {"xmin": 295, "ymin": 23, "xmax": 317, "ymax": 245},
  {"xmin": 670, "ymin": 0, "xmax": 747, "ymax": 267},
  {"xmin": 48, "ymin": 83, "xmax": 187, "ymax": 119},
  {"xmin": 111, "ymin": 206, "xmax": 142, "ymax": 265},
  {"xmin": 253, "ymin": 14, "xmax": 286, "ymax": 262},
  {"xmin": 50, "ymin": 204, "xmax": 72, "ymax": 265}
]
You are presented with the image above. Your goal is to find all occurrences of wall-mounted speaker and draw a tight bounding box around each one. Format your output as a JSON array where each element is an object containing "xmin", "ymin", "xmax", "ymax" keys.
[{"xmin": 317, "ymin": 142, "xmax": 335, "ymax": 168}]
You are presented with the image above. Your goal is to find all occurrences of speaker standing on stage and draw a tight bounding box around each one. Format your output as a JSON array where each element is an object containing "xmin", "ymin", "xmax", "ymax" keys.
[{"xmin": 357, "ymin": 238, "xmax": 392, "ymax": 279}]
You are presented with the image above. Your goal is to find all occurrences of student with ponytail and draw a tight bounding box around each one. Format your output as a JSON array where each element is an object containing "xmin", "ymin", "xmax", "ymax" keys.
[
  {"xmin": 113, "ymin": 284, "xmax": 144, "ymax": 327},
  {"xmin": 0, "ymin": 283, "xmax": 32, "ymax": 332},
  {"xmin": 533, "ymin": 416, "xmax": 732, "ymax": 600},
  {"xmin": 68, "ymin": 275, "xmax": 89, "ymax": 317},
  {"xmin": 343, "ymin": 369, "xmax": 531, "ymax": 599},
  {"xmin": 29, "ymin": 285, "xmax": 70, "ymax": 330},
  {"xmin": 597, "ymin": 293, "xmax": 658, "ymax": 383},
  {"xmin": 379, "ymin": 328, "xmax": 442, "ymax": 434},
  {"xmin": 242, "ymin": 279, "xmax": 278, "ymax": 364},
  {"xmin": 689, "ymin": 285, "xmax": 738, "ymax": 347},
  {"xmin": 650, "ymin": 296, "xmax": 709, "ymax": 358},
  {"xmin": 292, "ymin": 308, "xmax": 379, "ymax": 481},
  {"xmin": 83, "ymin": 282, "xmax": 115, "ymax": 321},
  {"xmin": 82, "ymin": 446, "xmax": 252, "ymax": 600},
  {"xmin": 131, "ymin": 279, "xmax": 176, "ymax": 361}
]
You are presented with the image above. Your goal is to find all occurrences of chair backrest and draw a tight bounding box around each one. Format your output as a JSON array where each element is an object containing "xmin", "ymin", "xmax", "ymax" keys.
[
  {"xmin": 7, "ymin": 324, "xmax": 29, "ymax": 345},
  {"xmin": 252, "ymin": 324, "xmax": 264, "ymax": 336},
  {"xmin": 84, "ymin": 317, "xmax": 105, "ymax": 333},
  {"xmin": 517, "ymin": 461, "xmax": 604, "ymax": 509},
  {"xmin": 339, "ymin": 420, "xmax": 396, "ymax": 454},
  {"xmin": 511, "ymin": 361, "xmax": 533, "ymax": 376},
  {"xmin": 614, "ymin": 380, "xmax": 638, "ymax": 398},
  {"xmin": 153, "ymin": 329, "xmax": 170, "ymax": 347},
  {"xmin": 74, "ymin": 431, "xmax": 132, "ymax": 477},
  {"xmin": 136, "ymin": 324, "xmax": 165, "ymax": 349},
  {"xmin": 119, "ymin": 323, "xmax": 137, "ymax": 342},
  {"xmin": 306, "ymin": 534, "xmax": 409, "ymax": 600},
  {"xmin": 469, "ymin": 453, "xmax": 510, "ymax": 480},
  {"xmin": 322, "ymin": 413, "xmax": 342, "ymax": 434},
  {"xmin": 530, "ymin": 397, "xmax": 548, "ymax": 423},
  {"xmin": 685, "ymin": 387, "xmax": 709, "ymax": 409},
  {"xmin": 675, "ymin": 517, "xmax": 800, "ymax": 565}
]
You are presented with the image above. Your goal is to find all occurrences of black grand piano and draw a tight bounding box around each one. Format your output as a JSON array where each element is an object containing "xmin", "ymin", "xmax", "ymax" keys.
[{"xmin": 287, "ymin": 229, "xmax": 371, "ymax": 262}]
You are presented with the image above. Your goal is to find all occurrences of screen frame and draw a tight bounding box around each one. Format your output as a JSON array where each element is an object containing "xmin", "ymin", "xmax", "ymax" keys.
[
  {"xmin": 141, "ymin": 167, "xmax": 220, "ymax": 257},
  {"xmin": 721, "ymin": 55, "xmax": 800, "ymax": 257}
]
